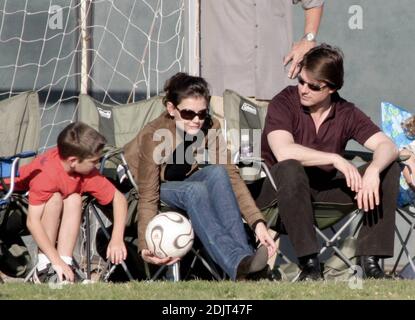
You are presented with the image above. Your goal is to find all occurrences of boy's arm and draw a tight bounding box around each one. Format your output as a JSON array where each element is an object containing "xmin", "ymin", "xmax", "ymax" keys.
[
  {"xmin": 106, "ymin": 189, "xmax": 128, "ymax": 264},
  {"xmin": 26, "ymin": 204, "xmax": 75, "ymax": 281}
]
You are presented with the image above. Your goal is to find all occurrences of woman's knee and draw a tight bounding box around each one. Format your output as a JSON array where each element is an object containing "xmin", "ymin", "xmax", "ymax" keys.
[{"xmin": 186, "ymin": 182, "xmax": 209, "ymax": 199}]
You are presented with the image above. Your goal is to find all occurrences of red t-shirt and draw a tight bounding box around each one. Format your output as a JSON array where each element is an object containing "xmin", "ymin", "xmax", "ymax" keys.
[{"xmin": 14, "ymin": 147, "xmax": 115, "ymax": 206}]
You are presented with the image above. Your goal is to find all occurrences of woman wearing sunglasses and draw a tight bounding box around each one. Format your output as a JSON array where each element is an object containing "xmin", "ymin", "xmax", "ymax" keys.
[{"xmin": 124, "ymin": 72, "xmax": 276, "ymax": 280}]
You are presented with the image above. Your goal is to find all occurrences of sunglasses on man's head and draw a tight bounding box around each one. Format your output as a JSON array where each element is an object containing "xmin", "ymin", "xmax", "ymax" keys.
[
  {"xmin": 175, "ymin": 107, "xmax": 209, "ymax": 120},
  {"xmin": 297, "ymin": 75, "xmax": 327, "ymax": 92}
]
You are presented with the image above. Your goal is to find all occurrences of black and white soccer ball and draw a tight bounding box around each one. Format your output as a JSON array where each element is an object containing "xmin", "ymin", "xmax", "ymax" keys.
[{"xmin": 145, "ymin": 211, "xmax": 194, "ymax": 259}]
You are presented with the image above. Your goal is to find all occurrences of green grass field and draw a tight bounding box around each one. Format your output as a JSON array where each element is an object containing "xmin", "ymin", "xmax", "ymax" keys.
[{"xmin": 1, "ymin": 280, "xmax": 414, "ymax": 300}]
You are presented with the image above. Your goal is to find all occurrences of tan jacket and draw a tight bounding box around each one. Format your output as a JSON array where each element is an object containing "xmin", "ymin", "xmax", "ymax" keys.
[{"xmin": 123, "ymin": 112, "xmax": 265, "ymax": 250}]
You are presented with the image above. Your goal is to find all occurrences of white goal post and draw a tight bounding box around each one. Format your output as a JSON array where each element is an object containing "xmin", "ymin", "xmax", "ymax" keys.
[{"xmin": 0, "ymin": 0, "xmax": 200, "ymax": 152}]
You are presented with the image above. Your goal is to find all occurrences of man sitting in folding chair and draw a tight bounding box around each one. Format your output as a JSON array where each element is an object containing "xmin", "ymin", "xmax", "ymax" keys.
[
  {"xmin": 257, "ymin": 44, "xmax": 400, "ymax": 280},
  {"xmin": 12, "ymin": 122, "xmax": 128, "ymax": 284}
]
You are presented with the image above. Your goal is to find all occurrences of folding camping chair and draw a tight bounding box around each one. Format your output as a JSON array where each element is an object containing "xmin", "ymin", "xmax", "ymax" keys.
[
  {"xmin": 77, "ymin": 94, "xmax": 226, "ymax": 282},
  {"xmin": 76, "ymin": 93, "xmax": 165, "ymax": 281},
  {"xmin": 222, "ymin": 89, "xmax": 364, "ymax": 279},
  {"xmin": 381, "ymin": 101, "xmax": 415, "ymax": 276},
  {"xmin": 0, "ymin": 91, "xmax": 40, "ymax": 282},
  {"xmin": 0, "ymin": 151, "xmax": 37, "ymax": 283}
]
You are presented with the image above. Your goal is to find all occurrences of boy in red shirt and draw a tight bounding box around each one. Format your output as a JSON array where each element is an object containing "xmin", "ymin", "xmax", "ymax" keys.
[{"xmin": 16, "ymin": 122, "xmax": 127, "ymax": 283}]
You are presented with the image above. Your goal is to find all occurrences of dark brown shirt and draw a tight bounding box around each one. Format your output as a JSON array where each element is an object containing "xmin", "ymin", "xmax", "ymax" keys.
[{"xmin": 261, "ymin": 86, "xmax": 380, "ymax": 171}]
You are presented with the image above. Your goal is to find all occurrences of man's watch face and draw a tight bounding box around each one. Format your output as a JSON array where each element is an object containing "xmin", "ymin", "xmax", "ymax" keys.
[{"xmin": 305, "ymin": 33, "xmax": 316, "ymax": 41}]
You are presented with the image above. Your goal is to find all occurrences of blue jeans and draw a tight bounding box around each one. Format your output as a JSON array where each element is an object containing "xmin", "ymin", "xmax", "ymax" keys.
[{"xmin": 160, "ymin": 165, "xmax": 254, "ymax": 280}]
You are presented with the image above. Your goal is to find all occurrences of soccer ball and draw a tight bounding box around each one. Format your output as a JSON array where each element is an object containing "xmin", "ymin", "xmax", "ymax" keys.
[{"xmin": 145, "ymin": 211, "xmax": 194, "ymax": 259}]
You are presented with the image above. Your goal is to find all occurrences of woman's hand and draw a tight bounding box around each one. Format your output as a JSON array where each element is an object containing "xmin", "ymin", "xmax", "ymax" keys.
[
  {"xmin": 255, "ymin": 222, "xmax": 277, "ymax": 258},
  {"xmin": 141, "ymin": 249, "xmax": 180, "ymax": 265}
]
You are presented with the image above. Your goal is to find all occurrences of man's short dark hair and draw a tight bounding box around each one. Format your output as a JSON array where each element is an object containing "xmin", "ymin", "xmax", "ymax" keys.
[
  {"xmin": 300, "ymin": 43, "xmax": 344, "ymax": 90},
  {"xmin": 57, "ymin": 122, "xmax": 106, "ymax": 161}
]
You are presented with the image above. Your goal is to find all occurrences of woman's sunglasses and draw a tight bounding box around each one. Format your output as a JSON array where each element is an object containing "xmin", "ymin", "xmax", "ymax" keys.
[
  {"xmin": 175, "ymin": 107, "xmax": 209, "ymax": 120},
  {"xmin": 297, "ymin": 75, "xmax": 327, "ymax": 92}
]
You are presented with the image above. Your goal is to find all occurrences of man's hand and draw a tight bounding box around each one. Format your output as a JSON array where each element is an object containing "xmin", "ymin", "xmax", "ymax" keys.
[
  {"xmin": 332, "ymin": 154, "xmax": 362, "ymax": 192},
  {"xmin": 255, "ymin": 222, "xmax": 277, "ymax": 258},
  {"xmin": 283, "ymin": 39, "xmax": 316, "ymax": 79},
  {"xmin": 107, "ymin": 239, "xmax": 128, "ymax": 265},
  {"xmin": 141, "ymin": 249, "xmax": 180, "ymax": 266},
  {"xmin": 355, "ymin": 167, "xmax": 381, "ymax": 212}
]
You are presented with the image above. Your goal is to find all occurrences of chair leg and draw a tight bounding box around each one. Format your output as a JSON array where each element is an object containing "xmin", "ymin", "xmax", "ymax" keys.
[
  {"xmin": 86, "ymin": 200, "xmax": 134, "ymax": 281},
  {"xmin": 315, "ymin": 210, "xmax": 363, "ymax": 269},
  {"xmin": 85, "ymin": 204, "xmax": 91, "ymax": 280},
  {"xmin": 169, "ymin": 262, "xmax": 180, "ymax": 282},
  {"xmin": 150, "ymin": 264, "xmax": 167, "ymax": 281},
  {"xmin": 391, "ymin": 208, "xmax": 415, "ymax": 274},
  {"xmin": 188, "ymin": 248, "xmax": 223, "ymax": 280},
  {"xmin": 23, "ymin": 265, "xmax": 37, "ymax": 283}
]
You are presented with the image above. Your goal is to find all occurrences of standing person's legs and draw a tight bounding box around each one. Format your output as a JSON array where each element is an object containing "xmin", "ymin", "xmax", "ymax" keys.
[{"xmin": 160, "ymin": 166, "xmax": 266, "ymax": 280}]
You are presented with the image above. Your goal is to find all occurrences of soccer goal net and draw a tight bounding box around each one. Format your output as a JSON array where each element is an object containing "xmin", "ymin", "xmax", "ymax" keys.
[{"xmin": 0, "ymin": 0, "xmax": 197, "ymax": 153}]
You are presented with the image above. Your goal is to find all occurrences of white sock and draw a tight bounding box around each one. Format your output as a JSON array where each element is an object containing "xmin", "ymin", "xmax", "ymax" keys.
[
  {"xmin": 36, "ymin": 253, "xmax": 51, "ymax": 271},
  {"xmin": 60, "ymin": 256, "xmax": 73, "ymax": 266}
]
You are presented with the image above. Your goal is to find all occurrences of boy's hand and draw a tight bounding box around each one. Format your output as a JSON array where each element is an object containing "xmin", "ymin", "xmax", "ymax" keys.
[
  {"xmin": 53, "ymin": 260, "xmax": 74, "ymax": 283},
  {"xmin": 106, "ymin": 239, "xmax": 127, "ymax": 265},
  {"xmin": 141, "ymin": 249, "xmax": 180, "ymax": 265}
]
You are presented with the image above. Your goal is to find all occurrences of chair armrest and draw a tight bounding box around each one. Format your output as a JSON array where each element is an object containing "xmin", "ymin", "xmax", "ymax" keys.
[
  {"xmin": 239, "ymin": 156, "xmax": 264, "ymax": 164},
  {"xmin": 342, "ymin": 150, "xmax": 373, "ymax": 162},
  {"xmin": 1, "ymin": 151, "xmax": 37, "ymax": 201}
]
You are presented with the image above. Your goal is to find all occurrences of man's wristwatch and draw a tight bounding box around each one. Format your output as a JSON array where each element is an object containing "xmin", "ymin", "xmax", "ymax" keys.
[{"xmin": 303, "ymin": 32, "xmax": 316, "ymax": 42}]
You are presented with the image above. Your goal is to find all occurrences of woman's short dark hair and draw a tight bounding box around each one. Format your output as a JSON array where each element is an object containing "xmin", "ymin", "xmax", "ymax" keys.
[
  {"xmin": 57, "ymin": 122, "xmax": 106, "ymax": 161},
  {"xmin": 162, "ymin": 72, "xmax": 210, "ymax": 107},
  {"xmin": 299, "ymin": 43, "xmax": 344, "ymax": 90}
]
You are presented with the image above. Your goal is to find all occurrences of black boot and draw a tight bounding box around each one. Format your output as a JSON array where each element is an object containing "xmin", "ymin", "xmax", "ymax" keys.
[
  {"xmin": 298, "ymin": 254, "xmax": 322, "ymax": 281},
  {"xmin": 357, "ymin": 256, "xmax": 392, "ymax": 279}
]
